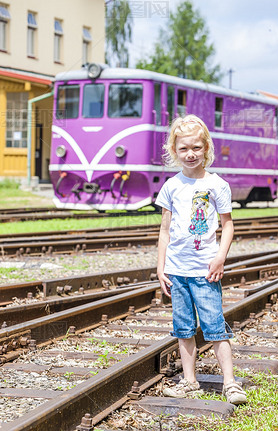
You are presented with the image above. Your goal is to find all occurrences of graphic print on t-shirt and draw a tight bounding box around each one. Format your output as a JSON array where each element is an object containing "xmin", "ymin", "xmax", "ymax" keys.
[{"xmin": 188, "ymin": 190, "xmax": 210, "ymax": 250}]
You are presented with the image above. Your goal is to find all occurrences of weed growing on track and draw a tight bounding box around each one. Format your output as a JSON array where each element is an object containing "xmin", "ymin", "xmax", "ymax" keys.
[
  {"xmin": 0, "ymin": 267, "xmax": 36, "ymax": 281},
  {"xmin": 176, "ymin": 370, "xmax": 278, "ymax": 431}
]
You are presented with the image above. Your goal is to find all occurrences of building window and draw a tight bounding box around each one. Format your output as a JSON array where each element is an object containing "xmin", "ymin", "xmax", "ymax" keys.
[
  {"xmin": 54, "ymin": 19, "xmax": 63, "ymax": 63},
  {"xmin": 0, "ymin": 5, "xmax": 10, "ymax": 51},
  {"xmin": 27, "ymin": 11, "xmax": 37, "ymax": 57},
  {"xmin": 82, "ymin": 27, "xmax": 92, "ymax": 65},
  {"xmin": 6, "ymin": 92, "xmax": 28, "ymax": 148},
  {"xmin": 215, "ymin": 97, "xmax": 223, "ymax": 128}
]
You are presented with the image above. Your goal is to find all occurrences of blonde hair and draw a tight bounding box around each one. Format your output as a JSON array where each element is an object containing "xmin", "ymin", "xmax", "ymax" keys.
[{"xmin": 163, "ymin": 114, "xmax": 215, "ymax": 168}]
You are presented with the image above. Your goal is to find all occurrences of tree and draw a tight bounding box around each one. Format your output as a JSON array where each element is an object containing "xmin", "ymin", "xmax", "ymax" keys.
[
  {"xmin": 136, "ymin": 1, "xmax": 222, "ymax": 83},
  {"xmin": 136, "ymin": 43, "xmax": 179, "ymax": 76},
  {"xmin": 105, "ymin": 0, "xmax": 132, "ymax": 67}
]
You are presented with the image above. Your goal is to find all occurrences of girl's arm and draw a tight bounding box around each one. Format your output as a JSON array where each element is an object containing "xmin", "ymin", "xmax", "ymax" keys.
[
  {"xmin": 157, "ymin": 207, "xmax": 172, "ymax": 297},
  {"xmin": 206, "ymin": 212, "xmax": 234, "ymax": 283}
]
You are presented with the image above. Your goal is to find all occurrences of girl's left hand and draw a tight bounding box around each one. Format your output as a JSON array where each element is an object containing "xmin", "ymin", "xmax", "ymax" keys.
[{"xmin": 206, "ymin": 256, "xmax": 225, "ymax": 282}]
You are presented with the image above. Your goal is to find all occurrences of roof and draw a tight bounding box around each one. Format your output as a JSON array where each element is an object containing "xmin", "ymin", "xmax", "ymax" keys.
[
  {"xmin": 55, "ymin": 65, "xmax": 278, "ymax": 107},
  {"xmin": 0, "ymin": 67, "xmax": 54, "ymax": 86}
]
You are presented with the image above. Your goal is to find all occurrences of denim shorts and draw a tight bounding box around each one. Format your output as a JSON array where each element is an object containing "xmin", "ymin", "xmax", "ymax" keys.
[{"xmin": 167, "ymin": 275, "xmax": 233, "ymax": 341}]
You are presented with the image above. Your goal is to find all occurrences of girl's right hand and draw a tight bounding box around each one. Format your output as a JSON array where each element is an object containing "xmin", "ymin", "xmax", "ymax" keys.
[{"xmin": 157, "ymin": 273, "xmax": 172, "ymax": 298}]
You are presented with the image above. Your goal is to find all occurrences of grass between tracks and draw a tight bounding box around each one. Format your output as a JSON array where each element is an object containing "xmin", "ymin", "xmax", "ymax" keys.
[
  {"xmin": 183, "ymin": 370, "xmax": 278, "ymax": 431},
  {"xmin": 1, "ymin": 207, "xmax": 278, "ymax": 235}
]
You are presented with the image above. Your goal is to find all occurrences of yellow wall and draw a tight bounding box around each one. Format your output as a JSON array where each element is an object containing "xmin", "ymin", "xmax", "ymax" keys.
[
  {"xmin": 0, "ymin": 78, "xmax": 52, "ymax": 179},
  {"xmin": 0, "ymin": 80, "xmax": 27, "ymax": 177}
]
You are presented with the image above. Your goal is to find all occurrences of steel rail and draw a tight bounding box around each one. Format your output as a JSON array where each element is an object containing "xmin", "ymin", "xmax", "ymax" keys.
[
  {"xmin": 1, "ymin": 280, "xmax": 277, "ymax": 431},
  {"xmin": 1, "ymin": 260, "xmax": 278, "ymax": 328},
  {"xmin": 1, "ymin": 250, "xmax": 278, "ymax": 308},
  {"xmin": 1, "ymin": 228, "xmax": 278, "ymax": 257},
  {"xmin": 0, "ymin": 266, "xmax": 157, "ymax": 305},
  {"xmin": 0, "ymin": 219, "xmax": 278, "ymax": 243},
  {"xmin": 0, "ymin": 281, "xmax": 156, "ymax": 327},
  {"xmin": 0, "ymin": 206, "xmax": 278, "ymax": 224},
  {"xmin": 0, "ymin": 248, "xmax": 275, "ymax": 297},
  {"xmin": 0, "ymin": 208, "xmax": 159, "ymax": 223},
  {"xmin": 0, "ymin": 284, "xmax": 159, "ymax": 355},
  {"xmin": 0, "ymin": 233, "xmax": 159, "ymax": 256},
  {"xmin": 0, "ymin": 224, "xmax": 160, "ymax": 241}
]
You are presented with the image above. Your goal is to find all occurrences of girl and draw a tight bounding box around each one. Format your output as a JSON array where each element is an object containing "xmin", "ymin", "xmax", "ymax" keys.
[{"xmin": 156, "ymin": 114, "xmax": 247, "ymax": 405}]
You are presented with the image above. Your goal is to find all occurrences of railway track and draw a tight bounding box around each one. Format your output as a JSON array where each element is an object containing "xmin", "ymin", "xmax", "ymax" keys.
[
  {"xmin": 0, "ymin": 225, "xmax": 159, "ymax": 256},
  {"xmin": 1, "ymin": 219, "xmax": 278, "ymax": 256},
  {"xmin": 1, "ymin": 249, "xmax": 278, "ymax": 313},
  {"xmin": 0, "ymin": 253, "xmax": 278, "ymax": 429},
  {"xmin": 0, "ymin": 207, "xmax": 159, "ymax": 223},
  {"xmin": 1, "ymin": 204, "xmax": 278, "ymax": 225}
]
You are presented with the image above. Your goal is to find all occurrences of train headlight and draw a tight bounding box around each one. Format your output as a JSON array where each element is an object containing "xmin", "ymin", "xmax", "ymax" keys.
[
  {"xmin": 56, "ymin": 145, "xmax": 66, "ymax": 158},
  {"xmin": 115, "ymin": 145, "xmax": 126, "ymax": 158},
  {"xmin": 88, "ymin": 63, "xmax": 102, "ymax": 79}
]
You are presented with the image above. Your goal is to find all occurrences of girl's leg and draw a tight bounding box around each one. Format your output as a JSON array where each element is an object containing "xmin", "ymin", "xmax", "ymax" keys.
[
  {"xmin": 179, "ymin": 336, "xmax": 197, "ymax": 383},
  {"xmin": 213, "ymin": 339, "xmax": 247, "ymax": 404},
  {"xmin": 213, "ymin": 339, "xmax": 234, "ymax": 384}
]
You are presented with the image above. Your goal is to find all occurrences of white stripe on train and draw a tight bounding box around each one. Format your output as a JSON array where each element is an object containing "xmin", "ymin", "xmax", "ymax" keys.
[
  {"xmin": 51, "ymin": 124, "xmax": 278, "ymax": 181},
  {"xmin": 49, "ymin": 163, "xmax": 278, "ymax": 176}
]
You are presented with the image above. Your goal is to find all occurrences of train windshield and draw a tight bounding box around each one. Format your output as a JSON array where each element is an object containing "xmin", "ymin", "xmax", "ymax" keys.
[
  {"xmin": 83, "ymin": 84, "xmax": 104, "ymax": 118},
  {"xmin": 108, "ymin": 83, "xmax": 142, "ymax": 118},
  {"xmin": 56, "ymin": 85, "xmax": 80, "ymax": 119}
]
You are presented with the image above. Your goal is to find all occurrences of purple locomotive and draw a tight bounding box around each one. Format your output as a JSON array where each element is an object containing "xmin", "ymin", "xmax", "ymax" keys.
[{"xmin": 49, "ymin": 63, "xmax": 278, "ymax": 210}]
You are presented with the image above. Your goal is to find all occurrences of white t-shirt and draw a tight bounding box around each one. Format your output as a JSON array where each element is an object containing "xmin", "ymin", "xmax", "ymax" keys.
[{"xmin": 155, "ymin": 172, "xmax": 232, "ymax": 277}]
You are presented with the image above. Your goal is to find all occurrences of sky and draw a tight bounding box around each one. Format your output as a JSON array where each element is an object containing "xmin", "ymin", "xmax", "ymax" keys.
[{"xmin": 128, "ymin": 0, "xmax": 278, "ymax": 95}]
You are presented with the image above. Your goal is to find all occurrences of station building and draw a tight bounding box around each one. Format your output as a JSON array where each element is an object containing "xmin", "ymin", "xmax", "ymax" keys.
[{"xmin": 0, "ymin": 0, "xmax": 105, "ymax": 184}]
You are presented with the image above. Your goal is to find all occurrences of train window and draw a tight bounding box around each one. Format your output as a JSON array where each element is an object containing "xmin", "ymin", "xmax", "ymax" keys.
[
  {"xmin": 83, "ymin": 84, "xmax": 104, "ymax": 118},
  {"xmin": 154, "ymin": 83, "xmax": 161, "ymax": 125},
  {"xmin": 177, "ymin": 90, "xmax": 187, "ymax": 116},
  {"xmin": 215, "ymin": 97, "xmax": 223, "ymax": 128},
  {"xmin": 167, "ymin": 86, "xmax": 175, "ymax": 122},
  {"xmin": 108, "ymin": 84, "xmax": 142, "ymax": 118},
  {"xmin": 56, "ymin": 85, "xmax": 80, "ymax": 119}
]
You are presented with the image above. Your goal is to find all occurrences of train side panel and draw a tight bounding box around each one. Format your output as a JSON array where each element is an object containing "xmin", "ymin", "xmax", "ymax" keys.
[
  {"xmin": 49, "ymin": 65, "xmax": 278, "ymax": 210},
  {"xmin": 187, "ymin": 89, "xmax": 278, "ymax": 203}
]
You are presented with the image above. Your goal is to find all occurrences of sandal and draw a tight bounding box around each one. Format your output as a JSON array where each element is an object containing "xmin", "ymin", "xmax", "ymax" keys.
[
  {"xmin": 163, "ymin": 378, "xmax": 202, "ymax": 398},
  {"xmin": 223, "ymin": 380, "xmax": 247, "ymax": 405}
]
